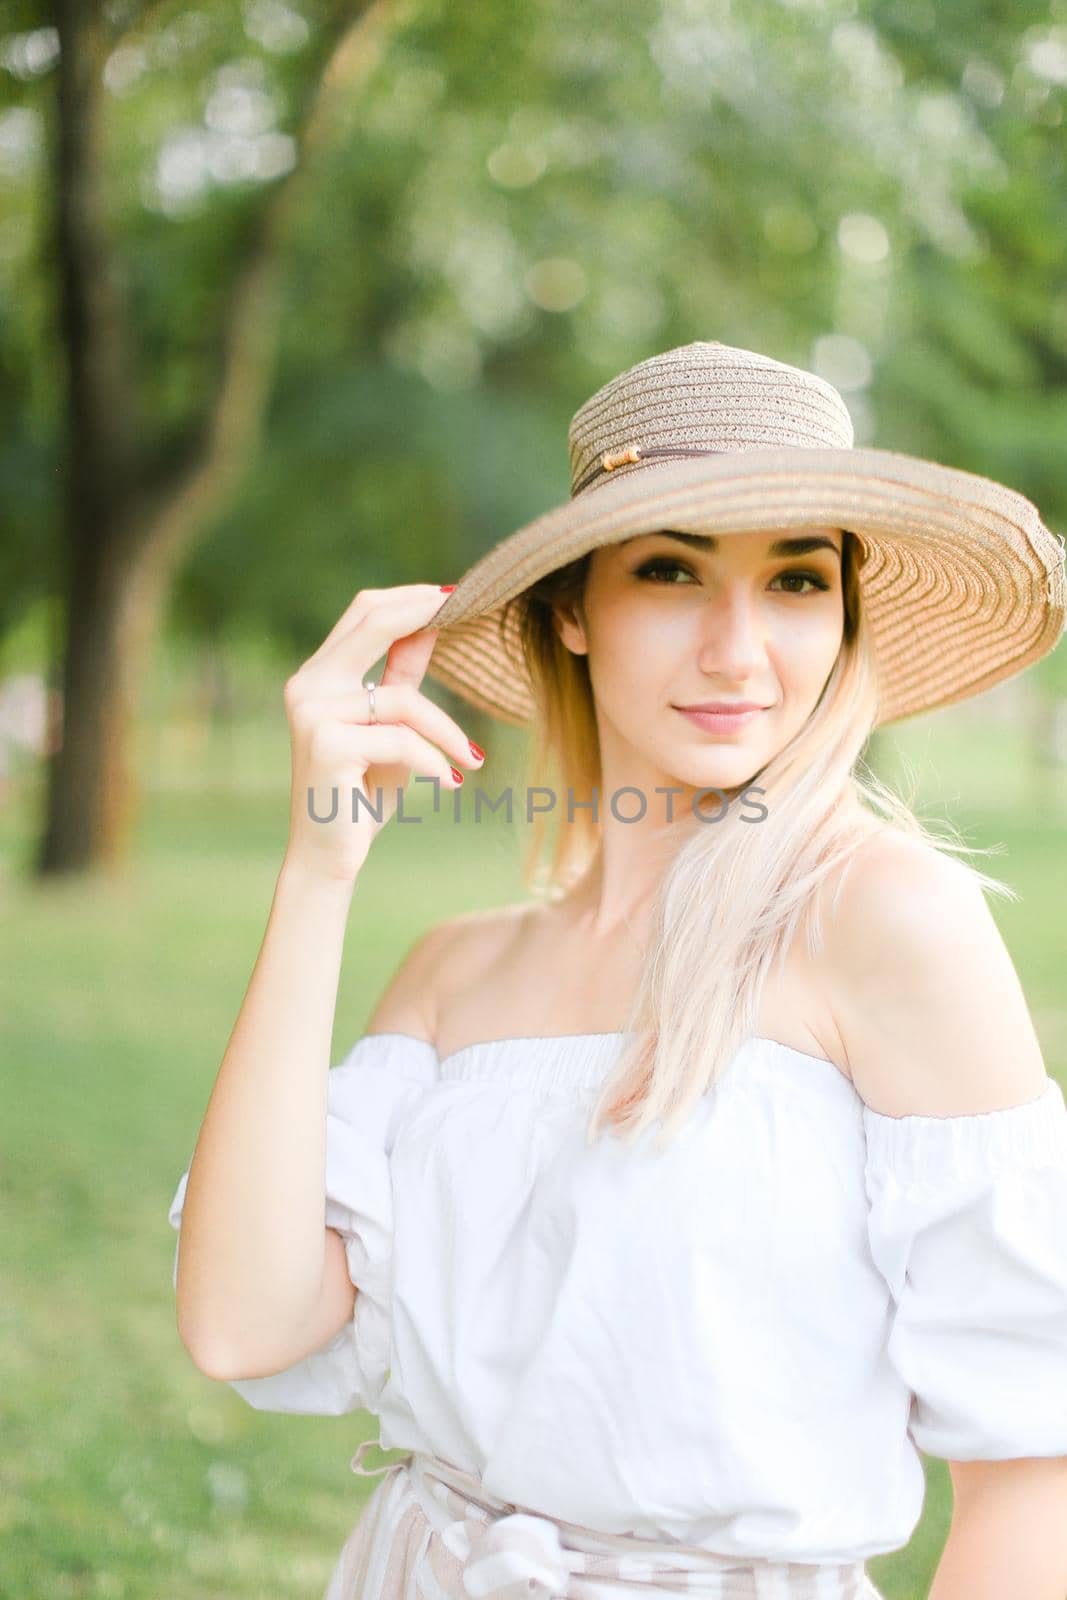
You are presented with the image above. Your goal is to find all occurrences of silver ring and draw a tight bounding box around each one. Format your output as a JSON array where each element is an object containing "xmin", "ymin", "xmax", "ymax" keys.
[{"xmin": 364, "ymin": 679, "xmax": 378, "ymax": 724}]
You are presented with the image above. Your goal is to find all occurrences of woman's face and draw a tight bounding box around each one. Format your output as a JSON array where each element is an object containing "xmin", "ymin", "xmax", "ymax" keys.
[{"xmin": 553, "ymin": 526, "xmax": 847, "ymax": 799}]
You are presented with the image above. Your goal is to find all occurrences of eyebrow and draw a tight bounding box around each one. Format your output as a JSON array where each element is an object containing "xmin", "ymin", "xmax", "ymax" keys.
[{"xmin": 632, "ymin": 530, "xmax": 842, "ymax": 558}]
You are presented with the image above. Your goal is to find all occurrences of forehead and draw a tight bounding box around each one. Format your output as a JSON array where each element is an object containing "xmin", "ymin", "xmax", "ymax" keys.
[{"xmin": 617, "ymin": 526, "xmax": 844, "ymax": 557}]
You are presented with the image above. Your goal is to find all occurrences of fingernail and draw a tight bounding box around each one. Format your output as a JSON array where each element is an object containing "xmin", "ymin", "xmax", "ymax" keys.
[
  {"xmin": 468, "ymin": 741, "xmax": 485, "ymax": 762},
  {"xmin": 450, "ymin": 766, "xmax": 464, "ymax": 785},
  {"xmin": 439, "ymin": 584, "xmax": 456, "ymax": 593}
]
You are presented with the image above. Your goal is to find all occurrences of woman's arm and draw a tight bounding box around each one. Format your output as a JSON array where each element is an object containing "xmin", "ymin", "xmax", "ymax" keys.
[
  {"xmin": 172, "ymin": 582, "xmax": 479, "ymax": 1379},
  {"xmin": 174, "ymin": 862, "xmax": 355, "ymax": 1378},
  {"xmin": 928, "ymin": 1458, "xmax": 1067, "ymax": 1600},
  {"xmin": 821, "ymin": 830, "xmax": 1067, "ymax": 1594}
]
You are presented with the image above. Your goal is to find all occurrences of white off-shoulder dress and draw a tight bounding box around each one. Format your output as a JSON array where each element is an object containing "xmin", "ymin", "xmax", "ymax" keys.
[{"xmin": 167, "ymin": 1030, "xmax": 1067, "ymax": 1600}]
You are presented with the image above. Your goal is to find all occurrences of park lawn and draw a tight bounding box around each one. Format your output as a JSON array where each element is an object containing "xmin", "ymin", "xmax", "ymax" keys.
[{"xmin": 0, "ymin": 715, "xmax": 1063, "ymax": 1600}]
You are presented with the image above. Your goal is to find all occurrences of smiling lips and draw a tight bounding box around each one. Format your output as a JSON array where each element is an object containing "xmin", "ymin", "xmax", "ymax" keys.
[
  {"xmin": 677, "ymin": 701, "xmax": 768, "ymax": 713},
  {"xmin": 675, "ymin": 703, "xmax": 770, "ymax": 733}
]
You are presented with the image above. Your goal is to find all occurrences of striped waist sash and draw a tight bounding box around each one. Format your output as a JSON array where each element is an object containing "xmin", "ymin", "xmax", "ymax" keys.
[{"xmin": 344, "ymin": 1440, "xmax": 882, "ymax": 1600}]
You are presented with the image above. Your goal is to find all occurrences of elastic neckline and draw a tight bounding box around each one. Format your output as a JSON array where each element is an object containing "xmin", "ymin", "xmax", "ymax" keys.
[
  {"xmin": 360, "ymin": 1029, "xmax": 854, "ymax": 1097},
  {"xmin": 359, "ymin": 1032, "xmax": 1065, "ymax": 1134},
  {"xmin": 436, "ymin": 1029, "xmax": 842, "ymax": 1072}
]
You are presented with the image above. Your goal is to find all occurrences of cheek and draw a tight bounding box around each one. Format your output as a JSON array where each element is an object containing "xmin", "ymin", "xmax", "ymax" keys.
[
  {"xmin": 590, "ymin": 622, "xmax": 659, "ymax": 696},
  {"xmin": 584, "ymin": 588, "xmax": 676, "ymax": 679},
  {"xmin": 771, "ymin": 602, "xmax": 844, "ymax": 676}
]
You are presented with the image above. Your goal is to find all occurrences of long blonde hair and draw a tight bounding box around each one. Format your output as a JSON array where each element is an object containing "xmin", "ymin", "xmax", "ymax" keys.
[{"xmin": 512, "ymin": 528, "xmax": 1019, "ymax": 1152}]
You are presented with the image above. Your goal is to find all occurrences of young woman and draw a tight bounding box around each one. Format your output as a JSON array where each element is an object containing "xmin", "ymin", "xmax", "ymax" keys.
[{"xmin": 169, "ymin": 342, "xmax": 1067, "ymax": 1600}]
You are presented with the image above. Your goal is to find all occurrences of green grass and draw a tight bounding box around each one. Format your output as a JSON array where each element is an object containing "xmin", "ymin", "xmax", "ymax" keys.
[{"xmin": 1, "ymin": 709, "xmax": 1064, "ymax": 1599}]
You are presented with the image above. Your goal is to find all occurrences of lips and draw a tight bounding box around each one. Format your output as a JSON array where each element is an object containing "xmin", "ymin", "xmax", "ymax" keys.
[{"xmin": 676, "ymin": 703, "xmax": 769, "ymax": 713}]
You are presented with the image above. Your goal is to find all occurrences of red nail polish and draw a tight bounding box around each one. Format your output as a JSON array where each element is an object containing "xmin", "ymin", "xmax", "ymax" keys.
[
  {"xmin": 450, "ymin": 766, "xmax": 464, "ymax": 784},
  {"xmin": 468, "ymin": 741, "xmax": 485, "ymax": 761},
  {"xmin": 439, "ymin": 584, "xmax": 456, "ymax": 593}
]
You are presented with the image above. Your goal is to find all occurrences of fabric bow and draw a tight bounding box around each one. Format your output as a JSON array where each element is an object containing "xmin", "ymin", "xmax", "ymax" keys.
[{"xmin": 440, "ymin": 1507, "xmax": 585, "ymax": 1600}]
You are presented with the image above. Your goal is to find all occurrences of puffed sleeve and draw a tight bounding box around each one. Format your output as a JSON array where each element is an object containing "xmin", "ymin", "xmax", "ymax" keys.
[
  {"xmin": 863, "ymin": 1076, "xmax": 1067, "ymax": 1460},
  {"xmin": 167, "ymin": 1032, "xmax": 436, "ymax": 1416}
]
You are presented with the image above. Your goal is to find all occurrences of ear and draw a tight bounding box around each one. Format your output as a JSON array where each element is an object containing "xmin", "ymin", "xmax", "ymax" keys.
[{"xmin": 552, "ymin": 599, "xmax": 588, "ymax": 656}]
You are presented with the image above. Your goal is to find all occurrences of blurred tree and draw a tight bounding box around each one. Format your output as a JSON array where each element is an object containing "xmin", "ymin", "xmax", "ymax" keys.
[{"xmin": 36, "ymin": 0, "xmax": 389, "ymax": 874}]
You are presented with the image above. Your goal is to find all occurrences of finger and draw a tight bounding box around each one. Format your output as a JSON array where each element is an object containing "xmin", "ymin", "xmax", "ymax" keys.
[
  {"xmin": 374, "ymin": 624, "xmax": 441, "ymax": 695},
  {"xmin": 327, "ymin": 587, "xmax": 451, "ymax": 688},
  {"xmin": 313, "ymin": 682, "xmax": 483, "ymax": 769},
  {"xmin": 308, "ymin": 584, "xmax": 451, "ymax": 673},
  {"xmin": 334, "ymin": 598, "xmax": 447, "ymax": 697},
  {"xmin": 315, "ymin": 722, "xmax": 463, "ymax": 789}
]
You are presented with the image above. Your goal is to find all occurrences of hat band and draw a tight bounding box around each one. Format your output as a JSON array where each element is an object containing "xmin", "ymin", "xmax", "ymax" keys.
[{"xmin": 572, "ymin": 443, "xmax": 732, "ymax": 499}]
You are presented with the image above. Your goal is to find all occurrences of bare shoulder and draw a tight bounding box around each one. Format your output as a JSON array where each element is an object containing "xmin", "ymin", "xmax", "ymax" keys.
[
  {"xmin": 818, "ymin": 825, "xmax": 975, "ymax": 940},
  {"xmin": 816, "ymin": 826, "xmax": 1048, "ymax": 1117},
  {"xmin": 362, "ymin": 900, "xmax": 534, "ymax": 1041}
]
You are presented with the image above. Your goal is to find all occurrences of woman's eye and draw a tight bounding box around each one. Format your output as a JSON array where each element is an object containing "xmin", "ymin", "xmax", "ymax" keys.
[
  {"xmin": 634, "ymin": 557, "xmax": 695, "ymax": 583},
  {"xmin": 770, "ymin": 571, "xmax": 831, "ymax": 595}
]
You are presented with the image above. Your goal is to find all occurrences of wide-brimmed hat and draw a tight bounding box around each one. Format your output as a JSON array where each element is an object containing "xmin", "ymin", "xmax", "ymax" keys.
[{"xmin": 424, "ymin": 340, "xmax": 1066, "ymax": 729}]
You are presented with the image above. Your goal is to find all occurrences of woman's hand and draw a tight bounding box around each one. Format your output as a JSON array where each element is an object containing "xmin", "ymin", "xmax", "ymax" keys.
[{"xmin": 281, "ymin": 583, "xmax": 484, "ymax": 886}]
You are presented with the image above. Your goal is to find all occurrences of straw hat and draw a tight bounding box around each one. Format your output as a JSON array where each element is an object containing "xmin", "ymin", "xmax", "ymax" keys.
[{"xmin": 424, "ymin": 340, "xmax": 1066, "ymax": 729}]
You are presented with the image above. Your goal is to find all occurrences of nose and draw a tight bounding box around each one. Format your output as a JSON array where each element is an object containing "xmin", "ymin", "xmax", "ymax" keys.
[{"xmin": 694, "ymin": 581, "xmax": 768, "ymax": 682}]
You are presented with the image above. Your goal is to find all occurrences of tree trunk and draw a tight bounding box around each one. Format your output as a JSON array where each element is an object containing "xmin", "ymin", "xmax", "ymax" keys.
[
  {"xmin": 37, "ymin": 531, "xmax": 138, "ymax": 873},
  {"xmin": 39, "ymin": 0, "xmax": 141, "ymax": 876},
  {"xmin": 35, "ymin": 0, "xmax": 382, "ymax": 878}
]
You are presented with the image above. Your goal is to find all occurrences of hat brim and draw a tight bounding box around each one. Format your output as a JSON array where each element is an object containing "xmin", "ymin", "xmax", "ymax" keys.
[{"xmin": 424, "ymin": 446, "xmax": 1066, "ymax": 729}]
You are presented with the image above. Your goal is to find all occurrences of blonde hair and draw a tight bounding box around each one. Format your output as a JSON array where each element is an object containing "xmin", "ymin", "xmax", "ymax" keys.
[{"xmin": 511, "ymin": 528, "xmax": 1019, "ymax": 1152}]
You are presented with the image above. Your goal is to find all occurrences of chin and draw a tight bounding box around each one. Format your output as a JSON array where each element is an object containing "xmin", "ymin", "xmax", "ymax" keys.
[
  {"xmin": 667, "ymin": 752, "xmax": 769, "ymax": 794},
  {"xmin": 683, "ymin": 751, "xmax": 757, "ymax": 774}
]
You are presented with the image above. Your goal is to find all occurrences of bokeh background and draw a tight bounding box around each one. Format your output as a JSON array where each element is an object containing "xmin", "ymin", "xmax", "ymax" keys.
[{"xmin": 2, "ymin": 1, "xmax": 1066, "ymax": 1595}]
